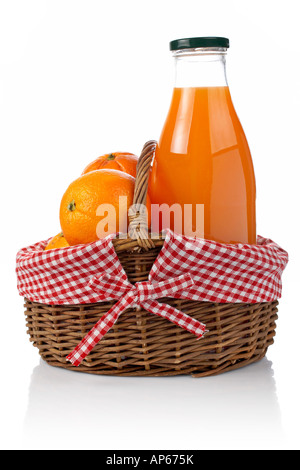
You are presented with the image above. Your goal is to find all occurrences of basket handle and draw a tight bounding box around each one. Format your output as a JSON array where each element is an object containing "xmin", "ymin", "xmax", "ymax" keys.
[{"xmin": 128, "ymin": 140, "xmax": 157, "ymax": 250}]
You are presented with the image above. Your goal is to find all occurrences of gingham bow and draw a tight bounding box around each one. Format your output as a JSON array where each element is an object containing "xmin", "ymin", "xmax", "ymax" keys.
[{"xmin": 66, "ymin": 273, "xmax": 207, "ymax": 366}]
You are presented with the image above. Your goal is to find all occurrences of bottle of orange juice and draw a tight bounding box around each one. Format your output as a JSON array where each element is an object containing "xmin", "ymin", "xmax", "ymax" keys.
[{"xmin": 148, "ymin": 37, "xmax": 256, "ymax": 244}]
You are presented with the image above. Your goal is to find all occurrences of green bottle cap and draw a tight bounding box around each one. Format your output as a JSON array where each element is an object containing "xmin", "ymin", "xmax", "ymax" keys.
[{"xmin": 170, "ymin": 37, "xmax": 230, "ymax": 51}]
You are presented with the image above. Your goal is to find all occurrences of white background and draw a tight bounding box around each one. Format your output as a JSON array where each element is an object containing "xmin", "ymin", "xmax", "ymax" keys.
[{"xmin": 1, "ymin": 0, "xmax": 299, "ymax": 450}]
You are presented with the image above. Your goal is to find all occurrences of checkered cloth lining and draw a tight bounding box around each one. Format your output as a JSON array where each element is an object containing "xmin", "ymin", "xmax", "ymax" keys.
[{"xmin": 16, "ymin": 230, "xmax": 288, "ymax": 306}]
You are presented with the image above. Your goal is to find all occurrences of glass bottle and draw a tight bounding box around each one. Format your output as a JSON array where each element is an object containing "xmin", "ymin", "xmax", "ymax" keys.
[{"xmin": 148, "ymin": 37, "xmax": 256, "ymax": 244}]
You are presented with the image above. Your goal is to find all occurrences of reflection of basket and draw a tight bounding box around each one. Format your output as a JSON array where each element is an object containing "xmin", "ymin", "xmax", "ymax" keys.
[{"xmin": 24, "ymin": 141, "xmax": 279, "ymax": 377}]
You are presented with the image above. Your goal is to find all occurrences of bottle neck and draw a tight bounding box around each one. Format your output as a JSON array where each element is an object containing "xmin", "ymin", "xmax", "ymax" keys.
[{"xmin": 173, "ymin": 47, "xmax": 228, "ymax": 88}]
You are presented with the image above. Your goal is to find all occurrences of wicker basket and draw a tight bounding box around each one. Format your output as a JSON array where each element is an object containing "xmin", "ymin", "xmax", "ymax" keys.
[{"xmin": 24, "ymin": 141, "xmax": 279, "ymax": 377}]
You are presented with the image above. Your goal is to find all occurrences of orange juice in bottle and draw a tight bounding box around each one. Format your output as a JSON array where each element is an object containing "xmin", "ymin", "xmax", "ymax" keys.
[{"xmin": 149, "ymin": 37, "xmax": 256, "ymax": 244}]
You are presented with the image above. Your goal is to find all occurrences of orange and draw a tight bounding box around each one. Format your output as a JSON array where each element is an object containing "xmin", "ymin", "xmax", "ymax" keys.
[
  {"xmin": 45, "ymin": 232, "xmax": 69, "ymax": 250},
  {"xmin": 60, "ymin": 169, "xmax": 151, "ymax": 246},
  {"xmin": 82, "ymin": 152, "xmax": 138, "ymax": 178}
]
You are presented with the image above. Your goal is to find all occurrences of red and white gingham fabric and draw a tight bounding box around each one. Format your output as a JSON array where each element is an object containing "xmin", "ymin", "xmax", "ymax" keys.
[
  {"xmin": 16, "ymin": 230, "xmax": 288, "ymax": 365},
  {"xmin": 66, "ymin": 272, "xmax": 207, "ymax": 366},
  {"xmin": 16, "ymin": 230, "xmax": 288, "ymax": 306},
  {"xmin": 16, "ymin": 235, "xmax": 123, "ymax": 305},
  {"xmin": 149, "ymin": 231, "xmax": 289, "ymax": 303}
]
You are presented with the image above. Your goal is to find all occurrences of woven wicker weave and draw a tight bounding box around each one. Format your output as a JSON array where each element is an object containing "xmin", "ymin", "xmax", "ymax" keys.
[{"xmin": 24, "ymin": 141, "xmax": 279, "ymax": 377}]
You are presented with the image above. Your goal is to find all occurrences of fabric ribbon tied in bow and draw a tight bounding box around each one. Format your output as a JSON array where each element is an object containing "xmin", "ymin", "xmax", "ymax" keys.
[{"xmin": 66, "ymin": 273, "xmax": 207, "ymax": 366}]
